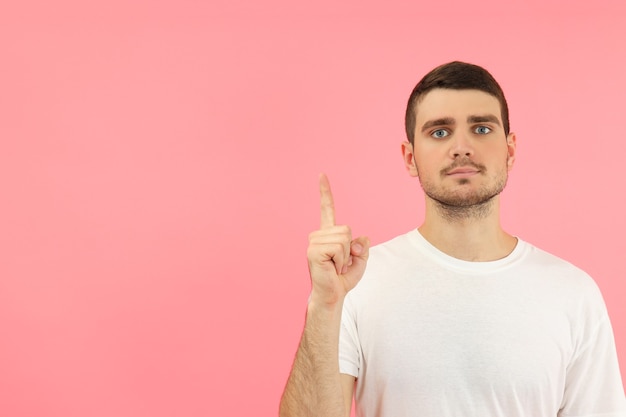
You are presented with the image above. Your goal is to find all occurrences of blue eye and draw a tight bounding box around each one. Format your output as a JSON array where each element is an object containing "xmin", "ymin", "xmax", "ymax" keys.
[
  {"xmin": 475, "ymin": 126, "xmax": 492, "ymax": 134},
  {"xmin": 432, "ymin": 129, "xmax": 449, "ymax": 139}
]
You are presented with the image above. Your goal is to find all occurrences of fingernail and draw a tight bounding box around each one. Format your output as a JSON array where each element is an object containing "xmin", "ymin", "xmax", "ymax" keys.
[{"xmin": 353, "ymin": 243, "xmax": 363, "ymax": 253}]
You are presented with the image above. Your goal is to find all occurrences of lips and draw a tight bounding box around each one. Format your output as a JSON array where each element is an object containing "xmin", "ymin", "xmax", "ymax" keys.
[{"xmin": 446, "ymin": 166, "xmax": 480, "ymax": 175}]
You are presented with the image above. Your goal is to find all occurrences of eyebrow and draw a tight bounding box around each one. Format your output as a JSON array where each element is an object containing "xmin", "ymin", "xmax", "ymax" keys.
[
  {"xmin": 467, "ymin": 114, "xmax": 501, "ymax": 126},
  {"xmin": 421, "ymin": 117, "xmax": 455, "ymax": 132}
]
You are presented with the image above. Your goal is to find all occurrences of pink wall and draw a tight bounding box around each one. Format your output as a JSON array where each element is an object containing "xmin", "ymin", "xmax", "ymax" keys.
[{"xmin": 1, "ymin": 1, "xmax": 624, "ymax": 415}]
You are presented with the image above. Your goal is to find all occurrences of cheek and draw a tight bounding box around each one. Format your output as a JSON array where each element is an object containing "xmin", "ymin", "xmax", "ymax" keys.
[
  {"xmin": 415, "ymin": 159, "xmax": 440, "ymax": 179},
  {"xmin": 484, "ymin": 144, "xmax": 509, "ymax": 161}
]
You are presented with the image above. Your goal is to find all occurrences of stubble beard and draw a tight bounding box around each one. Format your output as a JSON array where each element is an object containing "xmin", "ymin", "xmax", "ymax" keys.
[{"xmin": 417, "ymin": 160, "xmax": 508, "ymax": 221}]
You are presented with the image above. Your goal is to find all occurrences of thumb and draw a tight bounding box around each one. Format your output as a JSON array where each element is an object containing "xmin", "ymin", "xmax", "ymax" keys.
[
  {"xmin": 350, "ymin": 236, "xmax": 370, "ymax": 262},
  {"xmin": 342, "ymin": 236, "xmax": 370, "ymax": 286}
]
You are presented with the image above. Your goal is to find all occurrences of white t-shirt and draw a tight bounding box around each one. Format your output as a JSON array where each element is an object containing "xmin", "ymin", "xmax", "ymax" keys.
[{"xmin": 339, "ymin": 230, "xmax": 626, "ymax": 417}]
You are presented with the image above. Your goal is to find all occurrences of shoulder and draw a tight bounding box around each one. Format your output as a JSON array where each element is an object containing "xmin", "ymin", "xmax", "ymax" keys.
[
  {"xmin": 520, "ymin": 241, "xmax": 607, "ymax": 315},
  {"xmin": 521, "ymin": 242, "xmax": 597, "ymax": 288},
  {"xmin": 360, "ymin": 230, "xmax": 428, "ymax": 279},
  {"xmin": 367, "ymin": 229, "xmax": 423, "ymax": 264},
  {"xmin": 345, "ymin": 229, "xmax": 439, "ymax": 304}
]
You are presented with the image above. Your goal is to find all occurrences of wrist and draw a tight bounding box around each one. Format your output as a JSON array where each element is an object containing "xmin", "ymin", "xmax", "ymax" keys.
[{"xmin": 307, "ymin": 294, "xmax": 345, "ymax": 315}]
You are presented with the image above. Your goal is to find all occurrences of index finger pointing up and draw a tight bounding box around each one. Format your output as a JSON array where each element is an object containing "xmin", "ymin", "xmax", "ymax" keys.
[{"xmin": 319, "ymin": 173, "xmax": 336, "ymax": 229}]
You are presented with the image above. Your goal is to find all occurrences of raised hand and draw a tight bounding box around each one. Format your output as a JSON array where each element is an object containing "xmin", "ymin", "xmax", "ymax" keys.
[{"xmin": 307, "ymin": 174, "xmax": 370, "ymax": 307}]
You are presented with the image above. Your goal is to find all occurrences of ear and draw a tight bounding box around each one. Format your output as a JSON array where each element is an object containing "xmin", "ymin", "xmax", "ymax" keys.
[
  {"xmin": 506, "ymin": 132, "xmax": 516, "ymax": 171},
  {"xmin": 401, "ymin": 141, "xmax": 419, "ymax": 177}
]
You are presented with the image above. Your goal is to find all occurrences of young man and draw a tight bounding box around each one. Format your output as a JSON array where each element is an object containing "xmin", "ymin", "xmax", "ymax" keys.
[{"xmin": 279, "ymin": 62, "xmax": 626, "ymax": 417}]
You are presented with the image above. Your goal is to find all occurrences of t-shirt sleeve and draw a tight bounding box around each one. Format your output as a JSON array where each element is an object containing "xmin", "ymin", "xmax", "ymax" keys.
[
  {"xmin": 559, "ymin": 311, "xmax": 626, "ymax": 416},
  {"xmin": 338, "ymin": 296, "xmax": 361, "ymax": 378}
]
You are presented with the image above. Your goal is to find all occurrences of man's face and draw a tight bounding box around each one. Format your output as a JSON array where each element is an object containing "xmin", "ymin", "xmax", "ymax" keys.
[{"xmin": 402, "ymin": 88, "xmax": 516, "ymax": 209}]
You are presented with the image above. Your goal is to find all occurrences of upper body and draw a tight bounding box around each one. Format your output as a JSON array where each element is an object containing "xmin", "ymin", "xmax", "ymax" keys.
[
  {"xmin": 279, "ymin": 61, "xmax": 626, "ymax": 417},
  {"xmin": 340, "ymin": 229, "xmax": 626, "ymax": 416}
]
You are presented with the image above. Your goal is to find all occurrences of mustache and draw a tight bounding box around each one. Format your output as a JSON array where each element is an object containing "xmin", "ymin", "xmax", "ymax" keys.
[{"xmin": 441, "ymin": 158, "xmax": 486, "ymax": 176}]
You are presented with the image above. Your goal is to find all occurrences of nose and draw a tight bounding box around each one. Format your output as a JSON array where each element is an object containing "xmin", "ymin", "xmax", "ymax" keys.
[{"xmin": 449, "ymin": 131, "xmax": 474, "ymax": 158}]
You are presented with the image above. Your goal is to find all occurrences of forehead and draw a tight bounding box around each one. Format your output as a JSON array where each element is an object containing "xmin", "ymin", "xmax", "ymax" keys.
[{"xmin": 415, "ymin": 88, "xmax": 502, "ymax": 124}]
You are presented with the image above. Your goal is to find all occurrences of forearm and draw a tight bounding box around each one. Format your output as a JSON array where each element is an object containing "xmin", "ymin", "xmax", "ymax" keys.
[{"xmin": 279, "ymin": 301, "xmax": 349, "ymax": 417}]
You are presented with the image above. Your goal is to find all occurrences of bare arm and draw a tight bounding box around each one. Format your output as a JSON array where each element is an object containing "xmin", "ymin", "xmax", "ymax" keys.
[
  {"xmin": 279, "ymin": 302, "xmax": 356, "ymax": 417},
  {"xmin": 279, "ymin": 175, "xmax": 369, "ymax": 417}
]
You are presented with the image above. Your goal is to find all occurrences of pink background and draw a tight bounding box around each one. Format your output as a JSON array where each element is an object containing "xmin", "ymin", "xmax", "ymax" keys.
[{"xmin": 1, "ymin": 0, "xmax": 625, "ymax": 415}]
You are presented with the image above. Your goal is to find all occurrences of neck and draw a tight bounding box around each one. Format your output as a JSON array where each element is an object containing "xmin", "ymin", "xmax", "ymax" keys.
[{"xmin": 419, "ymin": 196, "xmax": 517, "ymax": 262}]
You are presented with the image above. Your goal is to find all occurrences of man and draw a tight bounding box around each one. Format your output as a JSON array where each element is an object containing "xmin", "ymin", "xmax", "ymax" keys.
[{"xmin": 279, "ymin": 62, "xmax": 626, "ymax": 417}]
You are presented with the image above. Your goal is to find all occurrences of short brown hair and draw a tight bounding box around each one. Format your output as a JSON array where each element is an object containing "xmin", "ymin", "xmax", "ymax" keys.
[{"xmin": 404, "ymin": 61, "xmax": 510, "ymax": 144}]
